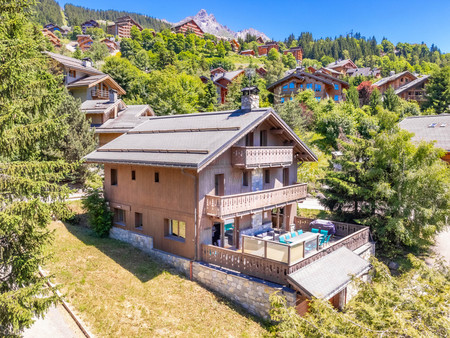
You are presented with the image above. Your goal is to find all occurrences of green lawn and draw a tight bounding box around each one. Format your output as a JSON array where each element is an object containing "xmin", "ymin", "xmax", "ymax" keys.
[{"xmin": 45, "ymin": 221, "xmax": 269, "ymax": 337}]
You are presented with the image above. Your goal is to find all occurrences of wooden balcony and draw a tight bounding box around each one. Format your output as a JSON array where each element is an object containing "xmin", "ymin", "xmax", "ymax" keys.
[
  {"xmin": 201, "ymin": 218, "xmax": 371, "ymax": 285},
  {"xmin": 91, "ymin": 88, "xmax": 109, "ymax": 99},
  {"xmin": 231, "ymin": 146, "xmax": 293, "ymax": 169},
  {"xmin": 205, "ymin": 183, "xmax": 307, "ymax": 218}
]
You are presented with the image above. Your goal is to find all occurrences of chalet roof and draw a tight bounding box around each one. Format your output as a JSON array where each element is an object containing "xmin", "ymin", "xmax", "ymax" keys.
[
  {"xmin": 399, "ymin": 114, "xmax": 450, "ymax": 151},
  {"xmin": 287, "ymin": 247, "xmax": 371, "ymax": 299},
  {"xmin": 66, "ymin": 74, "xmax": 126, "ymax": 95},
  {"xmin": 81, "ymin": 99, "xmax": 124, "ymax": 115},
  {"xmin": 95, "ymin": 105, "xmax": 153, "ymax": 133},
  {"xmin": 373, "ymin": 71, "xmax": 416, "ymax": 87},
  {"xmin": 321, "ymin": 67, "xmax": 342, "ymax": 75},
  {"xmin": 267, "ymin": 70, "xmax": 348, "ymax": 91},
  {"xmin": 346, "ymin": 67, "xmax": 381, "ymax": 77},
  {"xmin": 327, "ymin": 59, "xmax": 357, "ymax": 70},
  {"xmin": 212, "ymin": 69, "xmax": 245, "ymax": 83},
  {"xmin": 313, "ymin": 71, "xmax": 350, "ymax": 86},
  {"xmin": 84, "ymin": 108, "xmax": 317, "ymax": 170},
  {"xmin": 115, "ymin": 16, "xmax": 143, "ymax": 30},
  {"xmin": 394, "ymin": 75, "xmax": 430, "ymax": 95},
  {"xmin": 172, "ymin": 19, "xmax": 204, "ymax": 33},
  {"xmin": 45, "ymin": 52, "xmax": 104, "ymax": 76}
]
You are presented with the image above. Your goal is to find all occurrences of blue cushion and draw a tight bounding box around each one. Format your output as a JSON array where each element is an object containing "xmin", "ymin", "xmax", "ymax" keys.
[
  {"xmin": 311, "ymin": 228, "xmax": 319, "ymax": 233},
  {"xmin": 320, "ymin": 230, "xmax": 328, "ymax": 235},
  {"xmin": 279, "ymin": 238, "xmax": 287, "ymax": 244},
  {"xmin": 291, "ymin": 232, "xmax": 297, "ymax": 237},
  {"xmin": 286, "ymin": 234, "xmax": 291, "ymax": 239},
  {"xmin": 297, "ymin": 230, "xmax": 303, "ymax": 235}
]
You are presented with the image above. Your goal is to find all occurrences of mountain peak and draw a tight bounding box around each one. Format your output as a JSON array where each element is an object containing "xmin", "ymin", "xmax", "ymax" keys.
[{"xmin": 175, "ymin": 9, "xmax": 269, "ymax": 41}]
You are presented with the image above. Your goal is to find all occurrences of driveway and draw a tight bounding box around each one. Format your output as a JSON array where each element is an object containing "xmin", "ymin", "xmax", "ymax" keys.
[
  {"xmin": 22, "ymin": 304, "xmax": 85, "ymax": 338},
  {"xmin": 299, "ymin": 197, "xmax": 325, "ymax": 210}
]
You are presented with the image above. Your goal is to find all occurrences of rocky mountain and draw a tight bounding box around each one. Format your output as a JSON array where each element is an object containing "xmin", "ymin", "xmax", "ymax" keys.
[{"xmin": 173, "ymin": 9, "xmax": 269, "ymax": 41}]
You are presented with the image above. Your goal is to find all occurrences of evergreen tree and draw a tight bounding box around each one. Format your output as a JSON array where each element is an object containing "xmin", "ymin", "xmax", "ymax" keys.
[
  {"xmin": 382, "ymin": 86, "xmax": 401, "ymax": 112},
  {"xmin": 368, "ymin": 88, "xmax": 382, "ymax": 114},
  {"xmin": 0, "ymin": 1, "xmax": 74, "ymax": 334},
  {"xmin": 346, "ymin": 86, "xmax": 360, "ymax": 108},
  {"xmin": 424, "ymin": 66, "xmax": 450, "ymax": 114}
]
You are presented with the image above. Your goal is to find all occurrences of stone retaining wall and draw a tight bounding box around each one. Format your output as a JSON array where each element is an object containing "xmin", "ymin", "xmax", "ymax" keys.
[
  {"xmin": 110, "ymin": 227, "xmax": 154, "ymax": 255},
  {"xmin": 192, "ymin": 262, "xmax": 296, "ymax": 319}
]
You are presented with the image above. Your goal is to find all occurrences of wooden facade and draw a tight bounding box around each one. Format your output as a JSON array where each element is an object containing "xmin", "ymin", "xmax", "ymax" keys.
[
  {"xmin": 283, "ymin": 47, "xmax": 303, "ymax": 62},
  {"xmin": 81, "ymin": 20, "xmax": 99, "ymax": 33},
  {"xmin": 267, "ymin": 71, "xmax": 349, "ymax": 104},
  {"xmin": 240, "ymin": 49, "xmax": 255, "ymax": 56},
  {"xmin": 374, "ymin": 71, "xmax": 417, "ymax": 94},
  {"xmin": 107, "ymin": 16, "xmax": 143, "ymax": 39},
  {"xmin": 77, "ymin": 35, "xmax": 93, "ymax": 51},
  {"xmin": 172, "ymin": 19, "xmax": 204, "ymax": 37},
  {"xmin": 258, "ymin": 42, "xmax": 279, "ymax": 56},
  {"xmin": 42, "ymin": 29, "xmax": 61, "ymax": 48}
]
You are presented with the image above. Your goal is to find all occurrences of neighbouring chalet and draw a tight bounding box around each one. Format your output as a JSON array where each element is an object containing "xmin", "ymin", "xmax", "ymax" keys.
[
  {"xmin": 230, "ymin": 39, "xmax": 240, "ymax": 52},
  {"xmin": 44, "ymin": 23, "xmax": 68, "ymax": 35},
  {"xmin": 81, "ymin": 20, "xmax": 100, "ymax": 33},
  {"xmin": 84, "ymin": 87, "xmax": 374, "ymax": 314},
  {"xmin": 256, "ymin": 36, "xmax": 265, "ymax": 44},
  {"xmin": 267, "ymin": 68, "xmax": 349, "ymax": 103},
  {"xmin": 101, "ymin": 38, "xmax": 120, "ymax": 53},
  {"xmin": 374, "ymin": 71, "xmax": 429, "ymax": 104},
  {"xmin": 172, "ymin": 19, "xmax": 204, "ymax": 37},
  {"xmin": 240, "ymin": 49, "xmax": 255, "ymax": 56},
  {"xmin": 200, "ymin": 68, "xmax": 245, "ymax": 104},
  {"xmin": 42, "ymin": 29, "xmax": 61, "ymax": 48},
  {"xmin": 77, "ymin": 35, "xmax": 94, "ymax": 51},
  {"xmin": 46, "ymin": 52, "xmax": 154, "ymax": 145},
  {"xmin": 258, "ymin": 41, "xmax": 279, "ymax": 56},
  {"xmin": 107, "ymin": 16, "xmax": 143, "ymax": 39},
  {"xmin": 283, "ymin": 46, "xmax": 303, "ymax": 62},
  {"xmin": 399, "ymin": 114, "xmax": 450, "ymax": 163},
  {"xmin": 326, "ymin": 59, "xmax": 358, "ymax": 74},
  {"xmin": 346, "ymin": 67, "xmax": 381, "ymax": 78}
]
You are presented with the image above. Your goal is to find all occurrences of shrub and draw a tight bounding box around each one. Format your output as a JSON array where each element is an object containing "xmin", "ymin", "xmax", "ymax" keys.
[{"xmin": 82, "ymin": 189, "xmax": 113, "ymax": 237}]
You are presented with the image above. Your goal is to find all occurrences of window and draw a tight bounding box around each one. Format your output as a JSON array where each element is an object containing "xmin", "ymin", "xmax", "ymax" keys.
[
  {"xmin": 280, "ymin": 97, "xmax": 285, "ymax": 103},
  {"xmin": 69, "ymin": 69, "xmax": 76, "ymax": 78},
  {"xmin": 334, "ymin": 84, "xmax": 339, "ymax": 90},
  {"xmin": 131, "ymin": 170, "xmax": 136, "ymax": 180},
  {"xmin": 168, "ymin": 219, "xmax": 186, "ymax": 240},
  {"xmin": 243, "ymin": 171, "xmax": 249, "ymax": 186},
  {"xmin": 315, "ymin": 84, "xmax": 321, "ymax": 92},
  {"xmin": 289, "ymin": 82, "xmax": 295, "ymax": 89},
  {"xmin": 154, "ymin": 172, "xmax": 159, "ymax": 183},
  {"xmin": 245, "ymin": 132, "xmax": 254, "ymax": 146},
  {"xmin": 114, "ymin": 208, "xmax": 125, "ymax": 225},
  {"xmin": 264, "ymin": 169, "xmax": 270, "ymax": 184},
  {"xmin": 334, "ymin": 95, "xmax": 339, "ymax": 101},
  {"xmin": 260, "ymin": 130, "xmax": 267, "ymax": 146},
  {"xmin": 300, "ymin": 84, "xmax": 303, "ymax": 89},
  {"xmin": 135, "ymin": 212, "xmax": 143, "ymax": 229},
  {"xmin": 290, "ymin": 97, "xmax": 293, "ymax": 101},
  {"xmin": 306, "ymin": 83, "xmax": 313, "ymax": 90},
  {"xmin": 282, "ymin": 85, "xmax": 288, "ymax": 91},
  {"xmin": 316, "ymin": 97, "xmax": 321, "ymax": 102},
  {"xmin": 111, "ymin": 169, "xmax": 117, "ymax": 186}
]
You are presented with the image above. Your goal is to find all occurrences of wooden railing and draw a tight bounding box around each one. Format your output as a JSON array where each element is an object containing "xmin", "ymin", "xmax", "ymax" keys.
[
  {"xmin": 293, "ymin": 217, "xmax": 366, "ymax": 237},
  {"xmin": 201, "ymin": 220, "xmax": 371, "ymax": 285},
  {"xmin": 231, "ymin": 146, "xmax": 293, "ymax": 169},
  {"xmin": 91, "ymin": 89, "xmax": 109, "ymax": 99},
  {"xmin": 205, "ymin": 183, "xmax": 307, "ymax": 218}
]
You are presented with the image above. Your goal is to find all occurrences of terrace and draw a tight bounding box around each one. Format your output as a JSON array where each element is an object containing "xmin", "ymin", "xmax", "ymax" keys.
[{"xmin": 201, "ymin": 217, "xmax": 371, "ymax": 285}]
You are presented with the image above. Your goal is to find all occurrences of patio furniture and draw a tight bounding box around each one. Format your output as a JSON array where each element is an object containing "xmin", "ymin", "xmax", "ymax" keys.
[
  {"xmin": 297, "ymin": 230, "xmax": 303, "ymax": 235},
  {"xmin": 324, "ymin": 234, "xmax": 332, "ymax": 245},
  {"xmin": 318, "ymin": 235, "xmax": 326, "ymax": 247},
  {"xmin": 286, "ymin": 233, "xmax": 291, "ymax": 240},
  {"xmin": 311, "ymin": 228, "xmax": 319, "ymax": 233},
  {"xmin": 291, "ymin": 232, "xmax": 297, "ymax": 237},
  {"xmin": 309, "ymin": 219, "xmax": 336, "ymax": 236}
]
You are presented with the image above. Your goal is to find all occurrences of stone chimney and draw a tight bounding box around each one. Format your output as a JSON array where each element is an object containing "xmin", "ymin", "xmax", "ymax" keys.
[
  {"xmin": 109, "ymin": 89, "xmax": 118, "ymax": 103},
  {"xmin": 390, "ymin": 70, "xmax": 395, "ymax": 76},
  {"xmin": 241, "ymin": 86, "xmax": 260, "ymax": 111},
  {"xmin": 82, "ymin": 57, "xmax": 92, "ymax": 68}
]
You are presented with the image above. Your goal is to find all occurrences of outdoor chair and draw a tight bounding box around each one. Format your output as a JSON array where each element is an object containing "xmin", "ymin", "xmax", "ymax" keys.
[
  {"xmin": 297, "ymin": 230, "xmax": 303, "ymax": 235},
  {"xmin": 311, "ymin": 228, "xmax": 319, "ymax": 233},
  {"xmin": 319, "ymin": 235, "xmax": 326, "ymax": 247},
  {"xmin": 291, "ymin": 232, "xmax": 297, "ymax": 237},
  {"xmin": 320, "ymin": 230, "xmax": 328, "ymax": 236},
  {"xmin": 324, "ymin": 235, "xmax": 332, "ymax": 246},
  {"xmin": 279, "ymin": 237, "xmax": 287, "ymax": 244}
]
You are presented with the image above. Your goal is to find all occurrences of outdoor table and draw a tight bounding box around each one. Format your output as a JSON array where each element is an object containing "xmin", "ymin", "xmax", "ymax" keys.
[
  {"xmin": 288, "ymin": 231, "xmax": 319, "ymax": 244},
  {"xmin": 309, "ymin": 219, "xmax": 336, "ymax": 235}
]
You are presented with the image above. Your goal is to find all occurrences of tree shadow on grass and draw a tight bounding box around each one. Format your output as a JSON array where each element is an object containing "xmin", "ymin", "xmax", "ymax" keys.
[{"xmin": 60, "ymin": 222, "xmax": 270, "ymax": 330}]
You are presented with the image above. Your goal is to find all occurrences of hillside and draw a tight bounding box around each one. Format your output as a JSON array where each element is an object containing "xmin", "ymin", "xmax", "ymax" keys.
[{"xmin": 30, "ymin": 0, "xmax": 65, "ymax": 26}]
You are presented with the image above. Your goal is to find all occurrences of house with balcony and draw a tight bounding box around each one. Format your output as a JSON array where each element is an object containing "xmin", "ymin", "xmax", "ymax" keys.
[
  {"xmin": 172, "ymin": 19, "xmax": 204, "ymax": 37},
  {"xmin": 84, "ymin": 88, "xmax": 374, "ymax": 314},
  {"xmin": 77, "ymin": 35, "xmax": 94, "ymax": 51},
  {"xmin": 46, "ymin": 52, "xmax": 154, "ymax": 145},
  {"xmin": 283, "ymin": 46, "xmax": 303, "ymax": 63},
  {"xmin": 267, "ymin": 68, "xmax": 349, "ymax": 104},
  {"xmin": 107, "ymin": 16, "xmax": 143, "ymax": 39},
  {"xmin": 326, "ymin": 59, "xmax": 358, "ymax": 75},
  {"xmin": 42, "ymin": 29, "xmax": 61, "ymax": 48},
  {"xmin": 200, "ymin": 68, "xmax": 245, "ymax": 104},
  {"xmin": 81, "ymin": 20, "xmax": 99, "ymax": 33}
]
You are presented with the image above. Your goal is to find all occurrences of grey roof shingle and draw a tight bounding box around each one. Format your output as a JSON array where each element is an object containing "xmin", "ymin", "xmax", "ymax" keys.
[
  {"xmin": 399, "ymin": 114, "xmax": 450, "ymax": 151},
  {"xmin": 346, "ymin": 67, "xmax": 381, "ymax": 77},
  {"xmin": 67, "ymin": 74, "xmax": 108, "ymax": 88},
  {"xmin": 96, "ymin": 105, "xmax": 153, "ymax": 133},
  {"xmin": 373, "ymin": 71, "xmax": 415, "ymax": 87},
  {"xmin": 84, "ymin": 108, "xmax": 317, "ymax": 170},
  {"xmin": 288, "ymin": 247, "xmax": 371, "ymax": 299},
  {"xmin": 45, "ymin": 52, "xmax": 104, "ymax": 75},
  {"xmin": 394, "ymin": 75, "xmax": 430, "ymax": 95},
  {"xmin": 212, "ymin": 70, "xmax": 245, "ymax": 82}
]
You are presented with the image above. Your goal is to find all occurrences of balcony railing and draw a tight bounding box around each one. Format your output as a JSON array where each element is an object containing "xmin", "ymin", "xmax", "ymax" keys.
[
  {"xmin": 201, "ymin": 219, "xmax": 371, "ymax": 285},
  {"xmin": 91, "ymin": 89, "xmax": 109, "ymax": 99},
  {"xmin": 231, "ymin": 146, "xmax": 293, "ymax": 169},
  {"xmin": 205, "ymin": 183, "xmax": 307, "ymax": 218}
]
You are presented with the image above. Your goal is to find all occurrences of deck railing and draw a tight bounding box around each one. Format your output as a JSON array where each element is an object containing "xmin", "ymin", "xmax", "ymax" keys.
[
  {"xmin": 293, "ymin": 216, "xmax": 366, "ymax": 237},
  {"xmin": 205, "ymin": 183, "xmax": 307, "ymax": 218},
  {"xmin": 231, "ymin": 146, "xmax": 293, "ymax": 169},
  {"xmin": 201, "ymin": 220, "xmax": 371, "ymax": 285},
  {"xmin": 91, "ymin": 88, "xmax": 109, "ymax": 99}
]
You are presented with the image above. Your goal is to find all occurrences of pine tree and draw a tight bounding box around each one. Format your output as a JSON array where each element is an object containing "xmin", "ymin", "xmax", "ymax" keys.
[
  {"xmin": 346, "ymin": 86, "xmax": 360, "ymax": 108},
  {"xmin": 423, "ymin": 66, "xmax": 450, "ymax": 114},
  {"xmin": 382, "ymin": 86, "xmax": 400, "ymax": 112},
  {"xmin": 368, "ymin": 88, "xmax": 382, "ymax": 114},
  {"xmin": 0, "ymin": 1, "xmax": 75, "ymax": 334}
]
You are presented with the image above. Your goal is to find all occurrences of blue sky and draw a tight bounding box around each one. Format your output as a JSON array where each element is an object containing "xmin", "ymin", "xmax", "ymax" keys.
[{"xmin": 59, "ymin": 0, "xmax": 450, "ymax": 53}]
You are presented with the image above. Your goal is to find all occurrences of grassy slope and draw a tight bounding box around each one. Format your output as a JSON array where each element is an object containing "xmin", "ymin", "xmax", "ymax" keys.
[{"xmin": 45, "ymin": 221, "xmax": 268, "ymax": 337}]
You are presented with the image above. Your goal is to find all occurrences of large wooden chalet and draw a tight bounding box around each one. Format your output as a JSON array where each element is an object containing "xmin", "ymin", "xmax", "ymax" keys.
[
  {"xmin": 200, "ymin": 68, "xmax": 245, "ymax": 104},
  {"xmin": 172, "ymin": 19, "xmax": 204, "ymax": 37},
  {"xmin": 258, "ymin": 41, "xmax": 279, "ymax": 56},
  {"xmin": 267, "ymin": 68, "xmax": 349, "ymax": 103},
  {"xmin": 283, "ymin": 46, "xmax": 303, "ymax": 62},
  {"xmin": 374, "ymin": 71, "xmax": 429, "ymax": 104},
  {"xmin": 81, "ymin": 20, "xmax": 99, "ymax": 33},
  {"xmin": 84, "ymin": 87, "xmax": 373, "ymax": 314},
  {"xmin": 42, "ymin": 29, "xmax": 61, "ymax": 48},
  {"xmin": 107, "ymin": 16, "xmax": 143, "ymax": 39},
  {"xmin": 46, "ymin": 52, "xmax": 153, "ymax": 145},
  {"xmin": 77, "ymin": 35, "xmax": 94, "ymax": 51}
]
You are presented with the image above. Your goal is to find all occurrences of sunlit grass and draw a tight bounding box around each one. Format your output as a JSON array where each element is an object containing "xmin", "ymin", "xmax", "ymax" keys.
[{"xmin": 45, "ymin": 221, "xmax": 268, "ymax": 337}]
